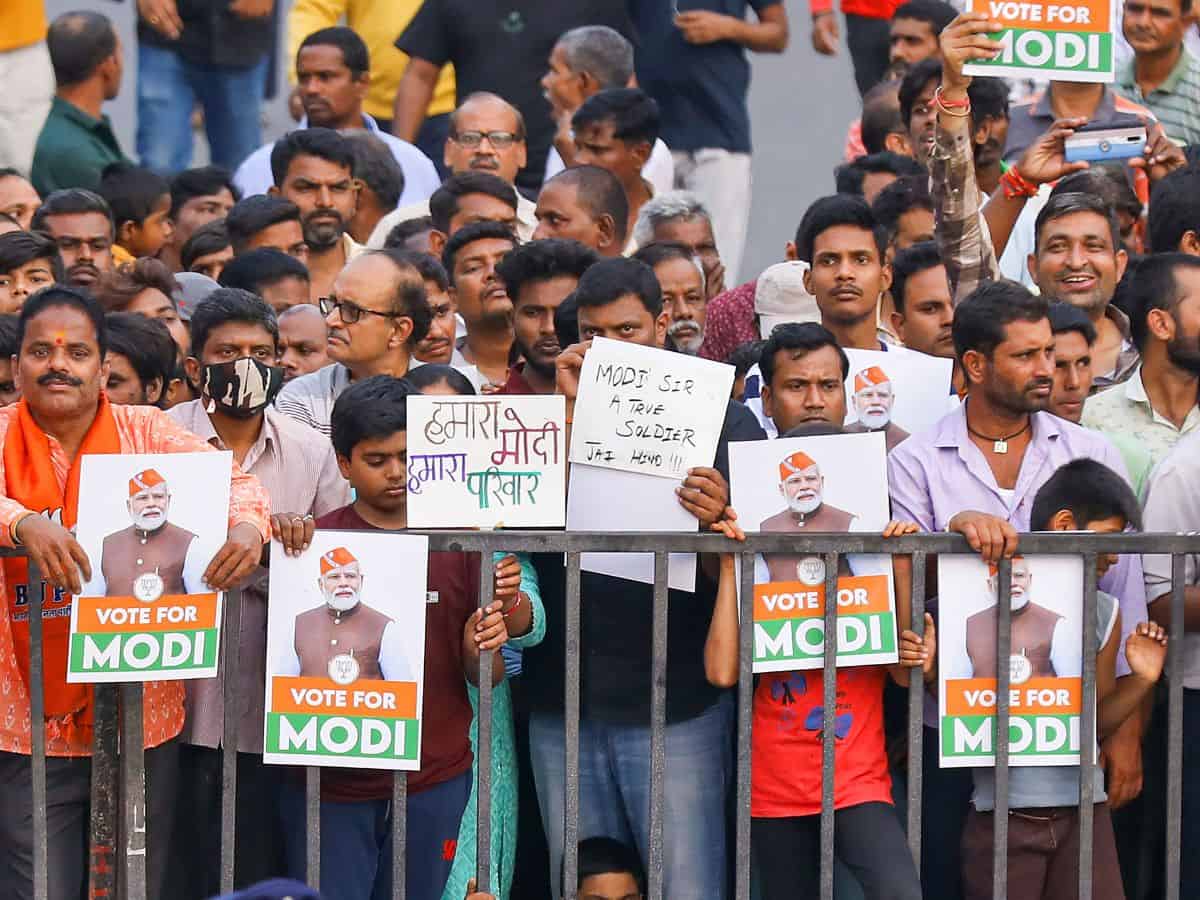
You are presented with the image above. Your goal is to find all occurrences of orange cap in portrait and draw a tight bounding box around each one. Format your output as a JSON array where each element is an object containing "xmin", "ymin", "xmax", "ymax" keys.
[
  {"xmin": 128, "ymin": 468, "xmax": 166, "ymax": 496},
  {"xmin": 320, "ymin": 546, "xmax": 358, "ymax": 575},
  {"xmin": 779, "ymin": 450, "xmax": 818, "ymax": 480},
  {"xmin": 854, "ymin": 366, "xmax": 890, "ymax": 392}
]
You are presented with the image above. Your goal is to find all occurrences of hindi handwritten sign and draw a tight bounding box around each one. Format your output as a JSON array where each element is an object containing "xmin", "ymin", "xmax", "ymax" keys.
[
  {"xmin": 406, "ymin": 395, "xmax": 566, "ymax": 528},
  {"xmin": 570, "ymin": 337, "xmax": 734, "ymax": 479},
  {"xmin": 965, "ymin": 0, "xmax": 1117, "ymax": 82},
  {"xmin": 69, "ymin": 452, "xmax": 232, "ymax": 682}
]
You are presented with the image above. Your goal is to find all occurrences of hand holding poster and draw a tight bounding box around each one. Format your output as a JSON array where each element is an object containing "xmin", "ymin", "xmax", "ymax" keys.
[
  {"xmin": 263, "ymin": 531, "xmax": 428, "ymax": 770},
  {"xmin": 569, "ymin": 337, "xmax": 734, "ymax": 479},
  {"xmin": 406, "ymin": 395, "xmax": 566, "ymax": 528},
  {"xmin": 964, "ymin": 0, "xmax": 1117, "ymax": 82},
  {"xmin": 68, "ymin": 452, "xmax": 232, "ymax": 682},
  {"xmin": 938, "ymin": 554, "xmax": 1089, "ymax": 768},
  {"xmin": 843, "ymin": 348, "xmax": 954, "ymax": 451},
  {"xmin": 729, "ymin": 432, "xmax": 898, "ymax": 673}
]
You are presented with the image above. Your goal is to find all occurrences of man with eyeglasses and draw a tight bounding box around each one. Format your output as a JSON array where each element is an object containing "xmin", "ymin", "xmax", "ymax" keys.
[
  {"xmin": 276, "ymin": 249, "xmax": 431, "ymax": 435},
  {"xmin": 368, "ymin": 93, "xmax": 538, "ymax": 248}
]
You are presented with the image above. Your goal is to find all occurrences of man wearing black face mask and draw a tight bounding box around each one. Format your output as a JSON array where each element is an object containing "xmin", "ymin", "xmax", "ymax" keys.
[{"xmin": 165, "ymin": 287, "xmax": 351, "ymax": 897}]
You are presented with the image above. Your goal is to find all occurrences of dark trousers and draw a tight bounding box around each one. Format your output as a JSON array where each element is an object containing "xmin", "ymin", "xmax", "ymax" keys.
[
  {"xmin": 920, "ymin": 725, "xmax": 972, "ymax": 900},
  {"xmin": 279, "ymin": 768, "xmax": 470, "ymax": 900},
  {"xmin": 1111, "ymin": 688, "xmax": 1168, "ymax": 900},
  {"xmin": 0, "ymin": 741, "xmax": 178, "ymax": 900},
  {"xmin": 1178, "ymin": 689, "xmax": 1200, "ymax": 895},
  {"xmin": 752, "ymin": 802, "xmax": 921, "ymax": 900},
  {"xmin": 961, "ymin": 803, "xmax": 1125, "ymax": 900},
  {"xmin": 165, "ymin": 745, "xmax": 286, "ymax": 899},
  {"xmin": 844, "ymin": 14, "xmax": 892, "ymax": 97}
]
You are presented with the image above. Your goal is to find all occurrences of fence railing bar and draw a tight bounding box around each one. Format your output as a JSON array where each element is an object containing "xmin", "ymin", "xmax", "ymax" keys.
[
  {"xmin": 119, "ymin": 682, "xmax": 146, "ymax": 900},
  {"xmin": 90, "ymin": 684, "xmax": 118, "ymax": 898},
  {"xmin": 906, "ymin": 551, "xmax": 926, "ymax": 867},
  {"xmin": 647, "ymin": 551, "xmax": 669, "ymax": 900},
  {"xmin": 28, "ymin": 564, "xmax": 47, "ymax": 900},
  {"xmin": 1078, "ymin": 553, "xmax": 1098, "ymax": 900},
  {"xmin": 562, "ymin": 552, "xmax": 582, "ymax": 900},
  {"xmin": 392, "ymin": 771, "xmax": 407, "ymax": 899},
  {"xmin": 219, "ymin": 587, "xmax": 242, "ymax": 894},
  {"xmin": 305, "ymin": 765, "xmax": 320, "ymax": 888},
  {"xmin": 992, "ymin": 557, "xmax": 1012, "ymax": 900},
  {"xmin": 820, "ymin": 552, "xmax": 838, "ymax": 900},
  {"xmin": 1166, "ymin": 553, "xmax": 1185, "ymax": 900},
  {"xmin": 475, "ymin": 552, "xmax": 495, "ymax": 893},
  {"xmin": 735, "ymin": 550, "xmax": 756, "ymax": 900}
]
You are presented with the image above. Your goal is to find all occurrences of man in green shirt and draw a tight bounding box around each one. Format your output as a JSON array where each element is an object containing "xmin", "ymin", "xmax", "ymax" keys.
[
  {"xmin": 31, "ymin": 11, "xmax": 129, "ymax": 198},
  {"xmin": 1116, "ymin": 0, "xmax": 1200, "ymax": 148}
]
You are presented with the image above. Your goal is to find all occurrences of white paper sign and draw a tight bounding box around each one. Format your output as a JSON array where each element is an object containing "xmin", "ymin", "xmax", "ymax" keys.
[
  {"xmin": 69, "ymin": 452, "xmax": 232, "ymax": 683},
  {"xmin": 843, "ymin": 348, "xmax": 954, "ymax": 451},
  {"xmin": 405, "ymin": 395, "xmax": 566, "ymax": 528},
  {"xmin": 566, "ymin": 463, "xmax": 698, "ymax": 592},
  {"xmin": 569, "ymin": 337, "xmax": 734, "ymax": 479},
  {"xmin": 264, "ymin": 530, "xmax": 428, "ymax": 770}
]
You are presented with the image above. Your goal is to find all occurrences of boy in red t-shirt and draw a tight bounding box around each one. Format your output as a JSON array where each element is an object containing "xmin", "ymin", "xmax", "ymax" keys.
[
  {"xmin": 705, "ymin": 513, "xmax": 933, "ymax": 899},
  {"xmin": 276, "ymin": 375, "xmax": 529, "ymax": 900}
]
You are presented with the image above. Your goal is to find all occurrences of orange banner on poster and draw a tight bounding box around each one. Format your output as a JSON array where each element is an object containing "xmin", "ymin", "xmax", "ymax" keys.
[
  {"xmin": 74, "ymin": 593, "xmax": 220, "ymax": 633},
  {"xmin": 979, "ymin": 0, "xmax": 1110, "ymax": 33},
  {"xmin": 944, "ymin": 676, "xmax": 1081, "ymax": 716},
  {"xmin": 753, "ymin": 574, "xmax": 890, "ymax": 621},
  {"xmin": 270, "ymin": 676, "xmax": 418, "ymax": 719}
]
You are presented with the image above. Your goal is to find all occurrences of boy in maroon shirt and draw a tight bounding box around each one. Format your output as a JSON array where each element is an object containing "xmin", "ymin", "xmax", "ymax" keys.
[{"xmin": 277, "ymin": 375, "xmax": 528, "ymax": 900}]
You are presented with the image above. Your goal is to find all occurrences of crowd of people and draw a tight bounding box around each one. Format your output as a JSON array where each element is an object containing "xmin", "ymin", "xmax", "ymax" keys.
[{"xmin": 1, "ymin": 0, "xmax": 1200, "ymax": 899}]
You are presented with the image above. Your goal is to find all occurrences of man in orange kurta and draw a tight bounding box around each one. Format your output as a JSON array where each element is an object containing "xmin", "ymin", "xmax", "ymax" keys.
[{"xmin": 0, "ymin": 287, "xmax": 269, "ymax": 900}]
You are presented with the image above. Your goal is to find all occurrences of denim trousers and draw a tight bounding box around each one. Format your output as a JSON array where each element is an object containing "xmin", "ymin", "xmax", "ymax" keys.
[
  {"xmin": 529, "ymin": 692, "xmax": 734, "ymax": 900},
  {"xmin": 137, "ymin": 43, "xmax": 268, "ymax": 174}
]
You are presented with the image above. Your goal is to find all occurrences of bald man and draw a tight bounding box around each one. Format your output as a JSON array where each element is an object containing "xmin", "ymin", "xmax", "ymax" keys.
[
  {"xmin": 96, "ymin": 468, "xmax": 204, "ymax": 599},
  {"xmin": 844, "ymin": 365, "xmax": 910, "ymax": 451},
  {"xmin": 280, "ymin": 546, "xmax": 413, "ymax": 684}
]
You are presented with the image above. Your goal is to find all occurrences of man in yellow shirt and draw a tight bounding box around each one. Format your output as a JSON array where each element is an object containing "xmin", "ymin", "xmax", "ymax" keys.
[
  {"xmin": 287, "ymin": 0, "xmax": 456, "ymax": 170},
  {"xmin": 0, "ymin": 2, "xmax": 55, "ymax": 176}
]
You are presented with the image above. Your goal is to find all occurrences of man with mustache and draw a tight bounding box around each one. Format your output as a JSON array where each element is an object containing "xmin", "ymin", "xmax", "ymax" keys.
[
  {"xmin": 760, "ymin": 450, "xmax": 857, "ymax": 569},
  {"xmin": 495, "ymin": 238, "xmax": 598, "ymax": 395},
  {"xmin": 441, "ymin": 221, "xmax": 517, "ymax": 386},
  {"xmin": 269, "ymin": 128, "xmax": 363, "ymax": 305},
  {"xmin": 1116, "ymin": 0, "xmax": 1200, "ymax": 147},
  {"xmin": 845, "ymin": 365, "xmax": 910, "ymax": 451},
  {"xmin": 634, "ymin": 241, "xmax": 707, "ymax": 356},
  {"xmin": 280, "ymin": 546, "xmax": 413, "ymax": 684},
  {"xmin": 95, "ymin": 468, "xmax": 203, "ymax": 599},
  {"xmin": 30, "ymin": 188, "xmax": 115, "ymax": 289}
]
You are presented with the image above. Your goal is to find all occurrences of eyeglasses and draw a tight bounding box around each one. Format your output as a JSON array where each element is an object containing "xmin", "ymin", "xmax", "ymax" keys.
[
  {"xmin": 451, "ymin": 130, "xmax": 519, "ymax": 149},
  {"xmin": 319, "ymin": 296, "xmax": 396, "ymax": 325}
]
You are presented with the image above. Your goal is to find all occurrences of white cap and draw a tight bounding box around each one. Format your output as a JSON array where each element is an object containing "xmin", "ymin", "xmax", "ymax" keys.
[{"xmin": 754, "ymin": 261, "xmax": 819, "ymax": 339}]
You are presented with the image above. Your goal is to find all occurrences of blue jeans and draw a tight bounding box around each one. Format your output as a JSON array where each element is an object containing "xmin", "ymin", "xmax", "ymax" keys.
[
  {"xmin": 278, "ymin": 769, "xmax": 470, "ymax": 900},
  {"xmin": 529, "ymin": 693, "xmax": 734, "ymax": 900},
  {"xmin": 137, "ymin": 43, "xmax": 268, "ymax": 174}
]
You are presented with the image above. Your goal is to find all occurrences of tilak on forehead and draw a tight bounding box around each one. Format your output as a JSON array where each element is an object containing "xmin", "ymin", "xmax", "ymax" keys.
[{"xmin": 53, "ymin": 331, "xmax": 65, "ymax": 346}]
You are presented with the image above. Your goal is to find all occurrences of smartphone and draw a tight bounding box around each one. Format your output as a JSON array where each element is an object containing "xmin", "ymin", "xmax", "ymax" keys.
[{"xmin": 1064, "ymin": 115, "xmax": 1147, "ymax": 164}]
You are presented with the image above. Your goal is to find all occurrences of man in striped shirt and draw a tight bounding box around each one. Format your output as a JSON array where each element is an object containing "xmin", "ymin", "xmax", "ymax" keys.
[{"xmin": 1116, "ymin": 0, "xmax": 1200, "ymax": 148}]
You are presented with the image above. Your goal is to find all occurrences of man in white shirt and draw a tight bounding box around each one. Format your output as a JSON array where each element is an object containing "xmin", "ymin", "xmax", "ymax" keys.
[
  {"xmin": 540, "ymin": 25, "xmax": 674, "ymax": 196},
  {"xmin": 234, "ymin": 28, "xmax": 438, "ymax": 205}
]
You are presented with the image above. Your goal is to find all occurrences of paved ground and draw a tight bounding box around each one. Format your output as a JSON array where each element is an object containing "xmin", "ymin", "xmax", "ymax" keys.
[{"xmin": 47, "ymin": 0, "xmax": 861, "ymax": 283}]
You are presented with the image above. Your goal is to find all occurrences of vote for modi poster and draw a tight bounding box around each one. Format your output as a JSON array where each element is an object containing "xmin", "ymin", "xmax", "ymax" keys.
[
  {"xmin": 68, "ymin": 452, "xmax": 232, "ymax": 683},
  {"xmin": 938, "ymin": 554, "xmax": 1091, "ymax": 768},
  {"xmin": 729, "ymin": 432, "xmax": 898, "ymax": 673},
  {"xmin": 263, "ymin": 531, "xmax": 428, "ymax": 770}
]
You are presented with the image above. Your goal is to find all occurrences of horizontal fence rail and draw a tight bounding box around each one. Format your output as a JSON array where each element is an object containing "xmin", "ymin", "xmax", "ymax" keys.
[{"xmin": 8, "ymin": 530, "xmax": 1198, "ymax": 900}]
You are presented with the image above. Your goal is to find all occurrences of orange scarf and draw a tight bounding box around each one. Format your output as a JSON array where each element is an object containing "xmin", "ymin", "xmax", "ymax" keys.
[{"xmin": 3, "ymin": 396, "xmax": 121, "ymax": 741}]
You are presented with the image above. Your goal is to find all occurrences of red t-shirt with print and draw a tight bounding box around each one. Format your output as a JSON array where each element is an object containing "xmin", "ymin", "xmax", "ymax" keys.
[{"xmin": 751, "ymin": 665, "xmax": 893, "ymax": 818}]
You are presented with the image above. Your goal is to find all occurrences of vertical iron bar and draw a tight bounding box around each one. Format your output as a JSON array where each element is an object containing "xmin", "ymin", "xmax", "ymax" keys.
[
  {"xmin": 1078, "ymin": 554, "xmax": 1098, "ymax": 900},
  {"xmin": 475, "ymin": 553, "xmax": 495, "ymax": 893},
  {"xmin": 89, "ymin": 684, "xmax": 118, "ymax": 898},
  {"xmin": 993, "ymin": 557, "xmax": 1012, "ymax": 900},
  {"xmin": 119, "ymin": 683, "xmax": 146, "ymax": 900},
  {"xmin": 906, "ymin": 551, "xmax": 927, "ymax": 867},
  {"xmin": 220, "ymin": 587, "xmax": 242, "ymax": 894},
  {"xmin": 735, "ymin": 551, "xmax": 756, "ymax": 900},
  {"xmin": 563, "ymin": 552, "xmax": 582, "ymax": 900},
  {"xmin": 392, "ymin": 772, "xmax": 407, "ymax": 899},
  {"xmin": 28, "ymin": 565, "xmax": 47, "ymax": 900},
  {"xmin": 820, "ymin": 553, "xmax": 839, "ymax": 900},
  {"xmin": 305, "ymin": 766, "xmax": 320, "ymax": 888},
  {"xmin": 1166, "ymin": 554, "xmax": 1185, "ymax": 900},
  {"xmin": 647, "ymin": 552, "xmax": 669, "ymax": 900}
]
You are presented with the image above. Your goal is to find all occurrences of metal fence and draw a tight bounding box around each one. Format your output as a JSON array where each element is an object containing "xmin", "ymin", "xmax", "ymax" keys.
[{"xmin": 12, "ymin": 531, "xmax": 1198, "ymax": 900}]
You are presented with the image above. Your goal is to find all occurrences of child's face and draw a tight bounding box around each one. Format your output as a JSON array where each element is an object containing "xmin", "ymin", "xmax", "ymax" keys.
[
  {"xmin": 126, "ymin": 193, "xmax": 174, "ymax": 258},
  {"xmin": 579, "ymin": 873, "xmax": 642, "ymax": 900},
  {"xmin": 1083, "ymin": 515, "xmax": 1126, "ymax": 579},
  {"xmin": 337, "ymin": 430, "xmax": 408, "ymax": 514}
]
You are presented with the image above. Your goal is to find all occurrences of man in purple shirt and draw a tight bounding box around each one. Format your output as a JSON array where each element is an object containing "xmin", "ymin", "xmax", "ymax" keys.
[{"xmin": 887, "ymin": 280, "xmax": 1148, "ymax": 900}]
